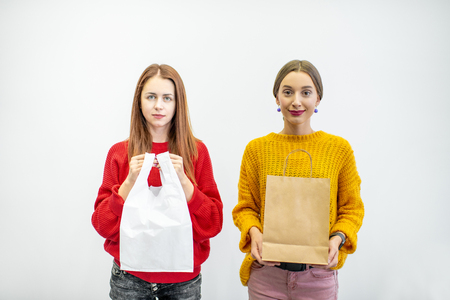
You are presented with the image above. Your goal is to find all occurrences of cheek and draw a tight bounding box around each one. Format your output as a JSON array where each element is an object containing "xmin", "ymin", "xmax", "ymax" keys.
[
  {"xmin": 140, "ymin": 103, "xmax": 148, "ymax": 114},
  {"xmin": 279, "ymin": 97, "xmax": 290, "ymax": 107},
  {"xmin": 169, "ymin": 102, "xmax": 176, "ymax": 114},
  {"xmin": 140, "ymin": 99, "xmax": 148, "ymax": 111}
]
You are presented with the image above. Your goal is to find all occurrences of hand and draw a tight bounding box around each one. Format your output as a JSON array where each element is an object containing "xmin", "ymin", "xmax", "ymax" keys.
[
  {"xmin": 168, "ymin": 153, "xmax": 187, "ymax": 181},
  {"xmin": 154, "ymin": 153, "xmax": 194, "ymax": 202},
  {"xmin": 127, "ymin": 154, "xmax": 145, "ymax": 184},
  {"xmin": 119, "ymin": 154, "xmax": 145, "ymax": 200},
  {"xmin": 152, "ymin": 154, "xmax": 186, "ymax": 181},
  {"xmin": 249, "ymin": 227, "xmax": 280, "ymax": 267},
  {"xmin": 309, "ymin": 235, "xmax": 342, "ymax": 269}
]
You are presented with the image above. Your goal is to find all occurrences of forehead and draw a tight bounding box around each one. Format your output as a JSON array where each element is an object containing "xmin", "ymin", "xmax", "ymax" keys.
[
  {"xmin": 142, "ymin": 75, "xmax": 175, "ymax": 93},
  {"xmin": 281, "ymin": 71, "xmax": 315, "ymax": 89}
]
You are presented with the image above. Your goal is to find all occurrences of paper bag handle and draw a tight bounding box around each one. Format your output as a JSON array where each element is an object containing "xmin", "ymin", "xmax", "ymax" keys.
[{"xmin": 283, "ymin": 149, "xmax": 313, "ymax": 178}]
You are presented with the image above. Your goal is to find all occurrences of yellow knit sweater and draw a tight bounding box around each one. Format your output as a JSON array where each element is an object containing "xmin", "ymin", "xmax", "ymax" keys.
[{"xmin": 232, "ymin": 131, "xmax": 364, "ymax": 286}]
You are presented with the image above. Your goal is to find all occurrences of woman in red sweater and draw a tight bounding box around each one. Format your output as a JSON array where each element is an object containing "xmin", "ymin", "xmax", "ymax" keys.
[{"xmin": 92, "ymin": 64, "xmax": 223, "ymax": 300}]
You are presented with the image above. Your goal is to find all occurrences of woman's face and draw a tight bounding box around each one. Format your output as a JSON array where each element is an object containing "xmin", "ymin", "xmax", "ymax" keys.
[
  {"xmin": 140, "ymin": 75, "xmax": 176, "ymax": 134},
  {"xmin": 276, "ymin": 71, "xmax": 320, "ymax": 128}
]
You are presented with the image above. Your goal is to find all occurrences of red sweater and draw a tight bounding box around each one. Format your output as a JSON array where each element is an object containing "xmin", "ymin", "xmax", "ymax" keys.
[{"xmin": 92, "ymin": 140, "xmax": 223, "ymax": 283}]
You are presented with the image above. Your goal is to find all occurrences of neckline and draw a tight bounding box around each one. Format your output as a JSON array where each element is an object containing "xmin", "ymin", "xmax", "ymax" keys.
[
  {"xmin": 152, "ymin": 141, "xmax": 169, "ymax": 149},
  {"xmin": 268, "ymin": 130, "xmax": 326, "ymax": 142}
]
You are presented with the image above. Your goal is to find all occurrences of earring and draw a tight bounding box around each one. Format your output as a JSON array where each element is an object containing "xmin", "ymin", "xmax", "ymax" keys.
[
  {"xmin": 314, "ymin": 107, "xmax": 318, "ymax": 113},
  {"xmin": 277, "ymin": 106, "xmax": 281, "ymax": 112}
]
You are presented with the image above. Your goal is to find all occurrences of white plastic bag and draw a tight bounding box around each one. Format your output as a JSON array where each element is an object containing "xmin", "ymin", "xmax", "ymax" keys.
[{"xmin": 120, "ymin": 151, "xmax": 194, "ymax": 272}]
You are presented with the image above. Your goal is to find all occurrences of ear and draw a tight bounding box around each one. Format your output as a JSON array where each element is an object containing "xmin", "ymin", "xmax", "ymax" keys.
[
  {"xmin": 275, "ymin": 96, "xmax": 280, "ymax": 106},
  {"xmin": 315, "ymin": 96, "xmax": 321, "ymax": 107}
]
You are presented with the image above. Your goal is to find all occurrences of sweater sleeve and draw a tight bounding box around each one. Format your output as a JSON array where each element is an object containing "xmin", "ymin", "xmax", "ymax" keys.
[
  {"xmin": 187, "ymin": 142, "xmax": 223, "ymax": 243},
  {"xmin": 232, "ymin": 144, "xmax": 263, "ymax": 253},
  {"xmin": 91, "ymin": 143, "xmax": 128, "ymax": 242},
  {"xmin": 330, "ymin": 144, "xmax": 364, "ymax": 254}
]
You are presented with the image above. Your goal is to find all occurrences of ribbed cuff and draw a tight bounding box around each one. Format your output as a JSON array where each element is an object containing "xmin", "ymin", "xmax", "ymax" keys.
[
  {"xmin": 109, "ymin": 184, "xmax": 125, "ymax": 216},
  {"xmin": 187, "ymin": 185, "xmax": 204, "ymax": 213}
]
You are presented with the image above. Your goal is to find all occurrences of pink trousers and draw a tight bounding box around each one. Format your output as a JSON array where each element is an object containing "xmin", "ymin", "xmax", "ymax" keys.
[{"xmin": 248, "ymin": 262, "xmax": 338, "ymax": 300}]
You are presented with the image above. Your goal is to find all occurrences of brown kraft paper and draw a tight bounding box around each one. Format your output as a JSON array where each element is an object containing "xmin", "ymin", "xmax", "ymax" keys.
[{"xmin": 262, "ymin": 149, "xmax": 330, "ymax": 265}]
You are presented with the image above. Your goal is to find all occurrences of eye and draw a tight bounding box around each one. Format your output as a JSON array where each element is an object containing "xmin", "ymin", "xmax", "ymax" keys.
[
  {"xmin": 147, "ymin": 95, "xmax": 156, "ymax": 100},
  {"xmin": 303, "ymin": 90, "xmax": 312, "ymax": 96},
  {"xmin": 283, "ymin": 90, "xmax": 293, "ymax": 96},
  {"xmin": 163, "ymin": 96, "xmax": 172, "ymax": 102}
]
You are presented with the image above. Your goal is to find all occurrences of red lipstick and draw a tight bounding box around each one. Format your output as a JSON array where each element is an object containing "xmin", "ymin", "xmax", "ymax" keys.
[{"xmin": 289, "ymin": 110, "xmax": 305, "ymax": 116}]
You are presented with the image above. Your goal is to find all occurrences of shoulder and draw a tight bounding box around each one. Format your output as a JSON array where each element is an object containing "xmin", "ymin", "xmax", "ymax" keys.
[
  {"xmin": 109, "ymin": 140, "xmax": 128, "ymax": 152},
  {"xmin": 195, "ymin": 140, "xmax": 211, "ymax": 157},
  {"xmin": 240, "ymin": 134, "xmax": 274, "ymax": 166},
  {"xmin": 107, "ymin": 140, "xmax": 128, "ymax": 156},
  {"xmin": 244, "ymin": 133, "xmax": 273, "ymax": 152},
  {"xmin": 195, "ymin": 139, "xmax": 207, "ymax": 152},
  {"xmin": 105, "ymin": 140, "xmax": 129, "ymax": 164},
  {"xmin": 193, "ymin": 140, "xmax": 214, "ymax": 167},
  {"xmin": 319, "ymin": 132, "xmax": 353, "ymax": 151}
]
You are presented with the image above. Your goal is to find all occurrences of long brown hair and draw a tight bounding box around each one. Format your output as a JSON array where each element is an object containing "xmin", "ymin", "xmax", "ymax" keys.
[
  {"xmin": 128, "ymin": 64, "xmax": 198, "ymax": 183},
  {"xmin": 273, "ymin": 60, "xmax": 323, "ymax": 100}
]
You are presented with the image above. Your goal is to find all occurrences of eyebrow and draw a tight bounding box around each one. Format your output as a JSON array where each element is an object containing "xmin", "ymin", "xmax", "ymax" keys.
[
  {"xmin": 144, "ymin": 92, "xmax": 174, "ymax": 96},
  {"xmin": 282, "ymin": 85, "xmax": 314, "ymax": 89}
]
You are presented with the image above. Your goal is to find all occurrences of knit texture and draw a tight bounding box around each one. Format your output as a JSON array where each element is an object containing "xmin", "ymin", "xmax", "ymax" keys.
[
  {"xmin": 92, "ymin": 140, "xmax": 223, "ymax": 283},
  {"xmin": 232, "ymin": 131, "xmax": 364, "ymax": 286}
]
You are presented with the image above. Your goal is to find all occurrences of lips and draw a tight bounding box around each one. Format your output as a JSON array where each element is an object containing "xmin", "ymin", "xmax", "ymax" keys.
[
  {"xmin": 152, "ymin": 114, "xmax": 165, "ymax": 119},
  {"xmin": 289, "ymin": 110, "xmax": 305, "ymax": 116}
]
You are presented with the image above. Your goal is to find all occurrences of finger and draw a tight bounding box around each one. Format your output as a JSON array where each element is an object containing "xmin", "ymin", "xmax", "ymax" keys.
[
  {"xmin": 170, "ymin": 160, "xmax": 184, "ymax": 173},
  {"xmin": 328, "ymin": 248, "xmax": 338, "ymax": 264},
  {"xmin": 129, "ymin": 161, "xmax": 141, "ymax": 168},
  {"xmin": 310, "ymin": 264, "xmax": 328, "ymax": 269},
  {"xmin": 132, "ymin": 154, "xmax": 146, "ymax": 161},
  {"xmin": 131, "ymin": 155, "xmax": 145, "ymax": 165},
  {"xmin": 132, "ymin": 161, "xmax": 144, "ymax": 168},
  {"xmin": 330, "ymin": 252, "xmax": 337, "ymax": 265},
  {"xmin": 168, "ymin": 153, "xmax": 182, "ymax": 160},
  {"xmin": 170, "ymin": 159, "xmax": 182, "ymax": 167},
  {"xmin": 256, "ymin": 239, "xmax": 263, "ymax": 256},
  {"xmin": 251, "ymin": 250, "xmax": 264, "ymax": 265},
  {"xmin": 330, "ymin": 252, "xmax": 338, "ymax": 268},
  {"xmin": 169, "ymin": 157, "xmax": 182, "ymax": 165},
  {"xmin": 262, "ymin": 260, "xmax": 280, "ymax": 267}
]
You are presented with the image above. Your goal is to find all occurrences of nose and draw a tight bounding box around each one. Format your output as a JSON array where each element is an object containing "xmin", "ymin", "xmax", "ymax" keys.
[
  {"xmin": 292, "ymin": 93, "xmax": 302, "ymax": 107},
  {"xmin": 154, "ymin": 97, "xmax": 163, "ymax": 110}
]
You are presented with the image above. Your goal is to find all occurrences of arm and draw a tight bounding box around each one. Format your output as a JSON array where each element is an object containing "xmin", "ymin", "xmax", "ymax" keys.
[
  {"xmin": 232, "ymin": 145, "xmax": 263, "ymax": 254},
  {"xmin": 119, "ymin": 154, "xmax": 145, "ymax": 200},
  {"xmin": 330, "ymin": 146, "xmax": 364, "ymax": 254},
  {"xmin": 248, "ymin": 227, "xmax": 280, "ymax": 267},
  {"xmin": 91, "ymin": 143, "xmax": 130, "ymax": 241},
  {"xmin": 166, "ymin": 153, "xmax": 195, "ymax": 202},
  {"xmin": 186, "ymin": 142, "xmax": 223, "ymax": 243},
  {"xmin": 310, "ymin": 231, "xmax": 346, "ymax": 269}
]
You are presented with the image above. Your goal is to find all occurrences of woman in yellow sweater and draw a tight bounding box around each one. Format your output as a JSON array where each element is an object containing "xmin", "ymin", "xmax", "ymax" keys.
[{"xmin": 232, "ymin": 60, "xmax": 364, "ymax": 299}]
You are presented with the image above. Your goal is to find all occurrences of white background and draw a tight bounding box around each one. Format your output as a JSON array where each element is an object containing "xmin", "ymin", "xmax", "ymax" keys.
[{"xmin": 1, "ymin": 0, "xmax": 449, "ymax": 299}]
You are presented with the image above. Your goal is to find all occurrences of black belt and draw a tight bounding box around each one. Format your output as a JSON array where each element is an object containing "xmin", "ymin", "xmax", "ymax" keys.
[{"xmin": 275, "ymin": 262, "xmax": 311, "ymax": 272}]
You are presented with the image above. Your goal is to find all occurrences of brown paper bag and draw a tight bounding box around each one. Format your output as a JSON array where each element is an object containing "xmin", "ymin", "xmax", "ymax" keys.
[{"xmin": 262, "ymin": 149, "xmax": 330, "ymax": 265}]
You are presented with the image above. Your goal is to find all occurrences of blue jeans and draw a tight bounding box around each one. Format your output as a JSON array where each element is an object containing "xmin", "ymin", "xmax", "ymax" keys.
[{"xmin": 110, "ymin": 262, "xmax": 202, "ymax": 300}]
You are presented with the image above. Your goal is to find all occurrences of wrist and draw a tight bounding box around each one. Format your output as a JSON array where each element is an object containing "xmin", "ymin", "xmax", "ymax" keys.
[
  {"xmin": 178, "ymin": 172, "xmax": 192, "ymax": 187},
  {"xmin": 330, "ymin": 236, "xmax": 342, "ymax": 246},
  {"xmin": 249, "ymin": 227, "xmax": 261, "ymax": 238},
  {"xmin": 329, "ymin": 232, "xmax": 346, "ymax": 250}
]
